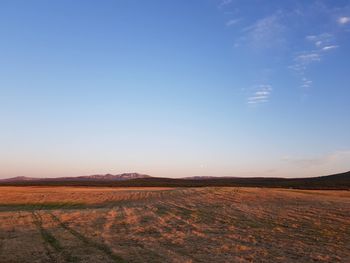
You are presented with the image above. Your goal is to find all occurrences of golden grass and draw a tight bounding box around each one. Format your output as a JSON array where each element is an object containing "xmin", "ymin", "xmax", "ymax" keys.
[{"xmin": 0, "ymin": 187, "xmax": 349, "ymax": 262}]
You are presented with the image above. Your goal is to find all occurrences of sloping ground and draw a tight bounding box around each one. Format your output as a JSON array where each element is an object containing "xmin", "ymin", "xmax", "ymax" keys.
[
  {"xmin": 1, "ymin": 171, "xmax": 349, "ymax": 189},
  {"xmin": 0, "ymin": 187, "xmax": 349, "ymax": 262}
]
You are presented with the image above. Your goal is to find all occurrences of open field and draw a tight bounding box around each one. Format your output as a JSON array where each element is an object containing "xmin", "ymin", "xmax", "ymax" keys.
[{"xmin": 0, "ymin": 187, "xmax": 349, "ymax": 262}]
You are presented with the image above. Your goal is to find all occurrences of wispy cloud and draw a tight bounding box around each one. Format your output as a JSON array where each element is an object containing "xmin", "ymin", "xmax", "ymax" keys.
[
  {"xmin": 226, "ymin": 18, "xmax": 241, "ymax": 27},
  {"xmin": 289, "ymin": 51, "xmax": 321, "ymax": 73},
  {"xmin": 306, "ymin": 33, "xmax": 335, "ymax": 49},
  {"xmin": 241, "ymin": 14, "xmax": 285, "ymax": 49},
  {"xmin": 218, "ymin": 0, "xmax": 232, "ymax": 8},
  {"xmin": 322, "ymin": 45, "xmax": 338, "ymax": 51},
  {"xmin": 301, "ymin": 78, "xmax": 312, "ymax": 89},
  {"xmin": 216, "ymin": 1, "xmax": 350, "ymax": 102},
  {"xmin": 338, "ymin": 16, "xmax": 350, "ymax": 25},
  {"xmin": 247, "ymin": 84, "xmax": 272, "ymax": 105},
  {"xmin": 295, "ymin": 52, "xmax": 321, "ymax": 64},
  {"xmin": 291, "ymin": 32, "xmax": 339, "ymax": 90}
]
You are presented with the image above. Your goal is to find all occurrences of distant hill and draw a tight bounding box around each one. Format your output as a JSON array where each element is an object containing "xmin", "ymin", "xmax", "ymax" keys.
[
  {"xmin": 1, "ymin": 173, "xmax": 151, "ymax": 182},
  {"xmin": 76, "ymin": 173, "xmax": 151, "ymax": 180},
  {"xmin": 1, "ymin": 176, "xmax": 38, "ymax": 181},
  {"xmin": 0, "ymin": 171, "xmax": 349, "ymax": 189},
  {"xmin": 183, "ymin": 176, "xmax": 219, "ymax": 180}
]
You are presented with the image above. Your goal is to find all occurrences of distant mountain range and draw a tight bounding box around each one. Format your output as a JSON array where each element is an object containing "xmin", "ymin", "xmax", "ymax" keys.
[
  {"xmin": 0, "ymin": 173, "xmax": 151, "ymax": 182},
  {"xmin": 0, "ymin": 171, "xmax": 349, "ymax": 189}
]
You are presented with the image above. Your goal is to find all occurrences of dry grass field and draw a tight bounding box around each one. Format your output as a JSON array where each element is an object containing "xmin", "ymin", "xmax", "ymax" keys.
[{"xmin": 0, "ymin": 187, "xmax": 349, "ymax": 263}]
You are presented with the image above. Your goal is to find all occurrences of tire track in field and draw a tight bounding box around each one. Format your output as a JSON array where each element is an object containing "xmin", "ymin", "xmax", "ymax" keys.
[
  {"xmin": 0, "ymin": 237, "xmax": 3, "ymax": 258},
  {"xmin": 0, "ymin": 213, "xmax": 6, "ymax": 257},
  {"xmin": 154, "ymin": 194, "xmax": 238, "ymax": 261},
  {"xmin": 158, "ymin": 190, "xmax": 268, "ymax": 261},
  {"xmin": 101, "ymin": 208, "xmax": 120, "ymax": 252},
  {"xmin": 32, "ymin": 211, "xmax": 78, "ymax": 263},
  {"xmin": 125, "ymin": 205, "xmax": 184, "ymax": 262},
  {"xmin": 119, "ymin": 206, "xmax": 166, "ymax": 262},
  {"xmin": 100, "ymin": 205, "xmax": 168, "ymax": 262},
  {"xmin": 49, "ymin": 212, "xmax": 126, "ymax": 263},
  {"xmin": 136, "ymin": 203, "xmax": 197, "ymax": 263},
  {"xmin": 101, "ymin": 207, "xmax": 148, "ymax": 262},
  {"xmin": 144, "ymin": 200, "xmax": 206, "ymax": 262}
]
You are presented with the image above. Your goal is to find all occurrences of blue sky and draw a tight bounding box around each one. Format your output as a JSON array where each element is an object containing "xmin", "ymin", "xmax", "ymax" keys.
[{"xmin": 1, "ymin": 0, "xmax": 350, "ymax": 178}]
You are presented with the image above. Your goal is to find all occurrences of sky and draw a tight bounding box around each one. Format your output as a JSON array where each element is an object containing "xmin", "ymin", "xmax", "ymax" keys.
[{"xmin": 1, "ymin": 0, "xmax": 350, "ymax": 178}]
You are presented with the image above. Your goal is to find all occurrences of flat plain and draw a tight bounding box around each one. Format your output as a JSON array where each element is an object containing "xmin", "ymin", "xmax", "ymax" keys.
[{"xmin": 0, "ymin": 186, "xmax": 349, "ymax": 263}]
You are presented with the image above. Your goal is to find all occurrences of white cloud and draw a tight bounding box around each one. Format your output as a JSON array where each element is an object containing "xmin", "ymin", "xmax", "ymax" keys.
[
  {"xmin": 291, "ymin": 32, "xmax": 339, "ymax": 90},
  {"xmin": 305, "ymin": 33, "xmax": 334, "ymax": 49},
  {"xmin": 242, "ymin": 14, "xmax": 285, "ymax": 49},
  {"xmin": 290, "ymin": 52, "xmax": 321, "ymax": 89},
  {"xmin": 218, "ymin": 0, "xmax": 232, "ymax": 8},
  {"xmin": 226, "ymin": 18, "xmax": 241, "ymax": 27},
  {"xmin": 255, "ymin": 91, "xmax": 270, "ymax": 96},
  {"xmin": 322, "ymin": 45, "xmax": 338, "ymax": 51},
  {"xmin": 247, "ymin": 84, "xmax": 272, "ymax": 105},
  {"xmin": 295, "ymin": 52, "xmax": 321, "ymax": 64},
  {"xmin": 301, "ymin": 78, "xmax": 312, "ymax": 89},
  {"xmin": 338, "ymin": 16, "xmax": 350, "ymax": 25},
  {"xmin": 217, "ymin": 3, "xmax": 348, "ymax": 101}
]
